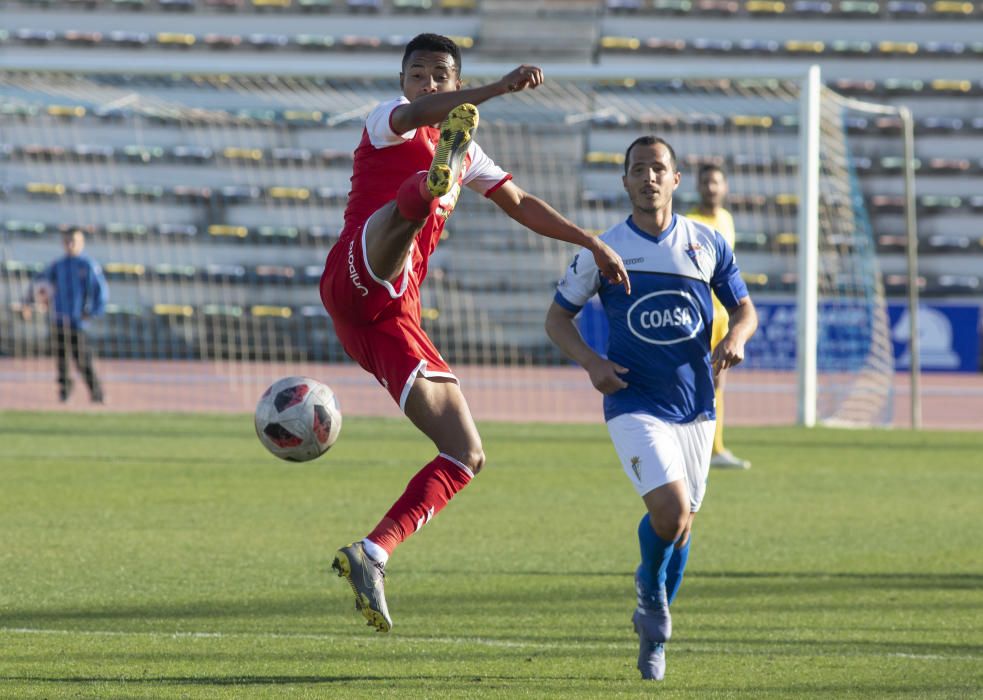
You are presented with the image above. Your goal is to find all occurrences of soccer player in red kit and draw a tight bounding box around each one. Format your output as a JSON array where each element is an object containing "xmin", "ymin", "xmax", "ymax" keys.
[{"xmin": 320, "ymin": 33, "xmax": 630, "ymax": 633}]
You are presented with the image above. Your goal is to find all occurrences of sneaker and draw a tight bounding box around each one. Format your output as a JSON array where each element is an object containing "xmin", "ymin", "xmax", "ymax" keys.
[
  {"xmin": 332, "ymin": 542, "xmax": 392, "ymax": 633},
  {"xmin": 633, "ymin": 579, "xmax": 672, "ymax": 643},
  {"xmin": 710, "ymin": 449, "xmax": 751, "ymax": 470},
  {"xmin": 427, "ymin": 103, "xmax": 479, "ymax": 198},
  {"xmin": 633, "ymin": 624, "xmax": 666, "ymax": 681}
]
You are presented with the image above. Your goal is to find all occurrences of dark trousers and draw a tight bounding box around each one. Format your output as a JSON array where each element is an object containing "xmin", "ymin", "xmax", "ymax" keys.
[{"xmin": 53, "ymin": 323, "xmax": 103, "ymax": 401}]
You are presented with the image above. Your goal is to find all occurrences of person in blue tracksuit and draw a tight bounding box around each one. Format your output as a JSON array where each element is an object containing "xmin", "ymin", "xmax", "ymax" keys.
[{"xmin": 22, "ymin": 229, "xmax": 109, "ymax": 402}]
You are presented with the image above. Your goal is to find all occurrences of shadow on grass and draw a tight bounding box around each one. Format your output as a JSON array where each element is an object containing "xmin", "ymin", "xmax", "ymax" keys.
[
  {"xmin": 2, "ymin": 675, "xmax": 396, "ymax": 685},
  {"xmin": 414, "ymin": 569, "xmax": 983, "ymax": 589},
  {"xmin": 3, "ymin": 571, "xmax": 981, "ymax": 625}
]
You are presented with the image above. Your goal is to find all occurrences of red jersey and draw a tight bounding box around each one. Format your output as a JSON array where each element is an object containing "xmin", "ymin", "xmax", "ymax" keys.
[
  {"xmin": 341, "ymin": 97, "xmax": 511, "ymax": 261},
  {"xmin": 320, "ymin": 97, "xmax": 512, "ymax": 407}
]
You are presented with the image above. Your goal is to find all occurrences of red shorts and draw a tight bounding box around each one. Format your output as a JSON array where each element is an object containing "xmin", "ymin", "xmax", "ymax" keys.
[{"xmin": 320, "ymin": 223, "xmax": 456, "ymax": 410}]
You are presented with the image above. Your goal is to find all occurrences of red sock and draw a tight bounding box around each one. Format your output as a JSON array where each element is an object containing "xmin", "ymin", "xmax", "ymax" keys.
[
  {"xmin": 366, "ymin": 454, "xmax": 473, "ymax": 554},
  {"xmin": 395, "ymin": 171, "xmax": 434, "ymax": 221}
]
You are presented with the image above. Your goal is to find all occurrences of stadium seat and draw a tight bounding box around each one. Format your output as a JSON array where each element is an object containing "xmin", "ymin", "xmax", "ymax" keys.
[
  {"xmin": 918, "ymin": 194, "xmax": 963, "ymax": 212},
  {"xmin": 882, "ymin": 79, "xmax": 924, "ymax": 96},
  {"xmin": 205, "ymin": 33, "xmax": 244, "ymax": 49},
  {"xmin": 345, "ymin": 0, "xmax": 382, "ymax": 11},
  {"xmin": 205, "ymin": 0, "xmax": 245, "ymax": 10},
  {"xmin": 926, "ymin": 274, "xmax": 981, "ymax": 296},
  {"xmin": 925, "ymin": 234, "xmax": 972, "ymax": 252},
  {"xmin": 106, "ymin": 223, "xmax": 151, "ymax": 237},
  {"xmin": 209, "ymin": 224, "xmax": 249, "ymax": 238},
  {"xmin": 736, "ymin": 38, "xmax": 781, "ymax": 54},
  {"xmin": 734, "ymin": 231, "xmax": 769, "ymax": 251},
  {"xmin": 172, "ymin": 145, "xmax": 214, "ymax": 163},
  {"xmin": 158, "ymin": 223, "xmax": 198, "ymax": 237},
  {"xmin": 652, "ymin": 0, "xmax": 694, "ymax": 14},
  {"xmin": 877, "ymin": 41, "xmax": 919, "ymax": 56},
  {"xmin": 829, "ymin": 42, "xmax": 874, "ymax": 58},
  {"xmin": 393, "ymin": 0, "xmax": 434, "ymax": 12},
  {"xmin": 694, "ymin": 0, "xmax": 739, "ymax": 13},
  {"xmin": 883, "ymin": 273, "xmax": 926, "ymax": 295},
  {"xmin": 929, "ymin": 0, "xmax": 973, "ymax": 16},
  {"xmin": 785, "ymin": 40, "xmax": 825, "ymax": 54},
  {"xmin": 918, "ymin": 116, "xmax": 964, "ymax": 133},
  {"xmin": 790, "ymin": 0, "xmax": 832, "ymax": 14},
  {"xmin": 923, "ymin": 43, "xmax": 967, "ymax": 57},
  {"xmin": 62, "ymin": 30, "xmax": 104, "ymax": 46},
  {"xmin": 297, "ymin": 0, "xmax": 334, "ymax": 11},
  {"xmin": 295, "ymin": 34, "xmax": 336, "ymax": 49},
  {"xmin": 836, "ymin": 0, "xmax": 879, "ymax": 16},
  {"xmin": 746, "ymin": 0, "xmax": 787, "ymax": 16},
  {"xmin": 925, "ymin": 157, "xmax": 970, "ymax": 173},
  {"xmin": 886, "ymin": 1, "xmax": 927, "ymax": 17},
  {"xmin": 15, "ymin": 29, "xmax": 58, "ymax": 45},
  {"xmin": 438, "ymin": 0, "xmax": 478, "ymax": 12},
  {"xmin": 606, "ymin": 0, "xmax": 646, "ymax": 13},
  {"xmin": 876, "ymin": 234, "xmax": 908, "ymax": 253},
  {"xmin": 257, "ymin": 226, "xmax": 301, "ymax": 241}
]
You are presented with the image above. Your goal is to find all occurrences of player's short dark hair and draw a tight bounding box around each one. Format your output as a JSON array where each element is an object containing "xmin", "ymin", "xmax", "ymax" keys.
[
  {"xmin": 698, "ymin": 163, "xmax": 726, "ymax": 181},
  {"xmin": 402, "ymin": 33, "xmax": 462, "ymax": 74},
  {"xmin": 624, "ymin": 136, "xmax": 678, "ymax": 175}
]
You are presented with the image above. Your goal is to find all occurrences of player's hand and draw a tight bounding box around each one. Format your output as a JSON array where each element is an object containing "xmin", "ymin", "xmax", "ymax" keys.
[
  {"xmin": 586, "ymin": 356, "xmax": 629, "ymax": 395},
  {"xmin": 711, "ymin": 334, "xmax": 745, "ymax": 382},
  {"xmin": 591, "ymin": 241, "xmax": 631, "ymax": 295},
  {"xmin": 20, "ymin": 306, "xmax": 33, "ymax": 321},
  {"xmin": 500, "ymin": 65, "xmax": 544, "ymax": 94}
]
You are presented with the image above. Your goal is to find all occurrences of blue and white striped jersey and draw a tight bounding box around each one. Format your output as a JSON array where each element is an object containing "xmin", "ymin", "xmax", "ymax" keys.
[{"xmin": 554, "ymin": 214, "xmax": 748, "ymax": 423}]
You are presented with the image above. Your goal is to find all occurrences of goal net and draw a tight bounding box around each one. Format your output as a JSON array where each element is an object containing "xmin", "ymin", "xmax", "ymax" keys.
[{"xmin": 0, "ymin": 66, "xmax": 896, "ymax": 425}]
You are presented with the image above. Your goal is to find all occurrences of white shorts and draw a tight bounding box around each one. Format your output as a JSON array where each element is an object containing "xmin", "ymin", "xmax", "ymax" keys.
[{"xmin": 606, "ymin": 412, "xmax": 716, "ymax": 512}]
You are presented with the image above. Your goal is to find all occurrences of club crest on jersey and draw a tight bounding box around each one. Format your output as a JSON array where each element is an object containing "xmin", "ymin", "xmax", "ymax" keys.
[
  {"xmin": 685, "ymin": 241, "xmax": 709, "ymax": 273},
  {"xmin": 626, "ymin": 290, "xmax": 704, "ymax": 345}
]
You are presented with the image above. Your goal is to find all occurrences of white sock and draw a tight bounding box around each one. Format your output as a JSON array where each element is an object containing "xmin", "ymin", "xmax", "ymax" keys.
[{"xmin": 361, "ymin": 538, "xmax": 389, "ymax": 565}]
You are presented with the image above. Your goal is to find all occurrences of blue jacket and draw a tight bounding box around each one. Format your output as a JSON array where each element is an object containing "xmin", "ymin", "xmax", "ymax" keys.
[{"xmin": 37, "ymin": 254, "xmax": 109, "ymax": 330}]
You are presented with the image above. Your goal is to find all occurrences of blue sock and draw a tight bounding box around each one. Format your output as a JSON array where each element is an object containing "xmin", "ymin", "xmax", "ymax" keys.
[
  {"xmin": 665, "ymin": 535, "xmax": 691, "ymax": 606},
  {"xmin": 637, "ymin": 513, "xmax": 676, "ymax": 595}
]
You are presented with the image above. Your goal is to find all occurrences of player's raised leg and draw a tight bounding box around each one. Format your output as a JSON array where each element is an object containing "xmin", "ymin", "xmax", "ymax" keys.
[
  {"xmin": 361, "ymin": 104, "xmax": 479, "ymax": 285},
  {"xmin": 427, "ymin": 103, "xmax": 479, "ymax": 197},
  {"xmin": 333, "ymin": 377, "xmax": 483, "ymax": 633},
  {"xmin": 361, "ymin": 176, "xmax": 433, "ymax": 285}
]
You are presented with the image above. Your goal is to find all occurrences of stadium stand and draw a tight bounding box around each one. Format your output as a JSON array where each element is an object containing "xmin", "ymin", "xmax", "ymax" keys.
[{"xmin": 1, "ymin": 0, "xmax": 982, "ymax": 378}]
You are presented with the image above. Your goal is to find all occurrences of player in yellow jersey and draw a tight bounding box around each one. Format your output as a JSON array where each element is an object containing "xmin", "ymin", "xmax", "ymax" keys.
[{"xmin": 686, "ymin": 165, "xmax": 751, "ymax": 470}]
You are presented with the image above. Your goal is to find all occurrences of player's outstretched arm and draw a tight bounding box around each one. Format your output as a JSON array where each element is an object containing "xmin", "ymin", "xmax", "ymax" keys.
[
  {"xmin": 546, "ymin": 302, "xmax": 629, "ymax": 395},
  {"xmin": 711, "ymin": 296, "xmax": 758, "ymax": 379},
  {"xmin": 391, "ymin": 65, "xmax": 544, "ymax": 134},
  {"xmin": 489, "ymin": 182, "xmax": 630, "ymax": 294}
]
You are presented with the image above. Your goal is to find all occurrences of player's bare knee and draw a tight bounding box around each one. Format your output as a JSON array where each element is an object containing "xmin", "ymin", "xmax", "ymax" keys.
[
  {"xmin": 650, "ymin": 504, "xmax": 688, "ymax": 543},
  {"xmin": 461, "ymin": 446, "xmax": 485, "ymax": 474}
]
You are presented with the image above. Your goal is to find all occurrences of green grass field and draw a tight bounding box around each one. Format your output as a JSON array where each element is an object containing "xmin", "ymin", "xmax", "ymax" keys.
[{"xmin": 1, "ymin": 411, "xmax": 981, "ymax": 698}]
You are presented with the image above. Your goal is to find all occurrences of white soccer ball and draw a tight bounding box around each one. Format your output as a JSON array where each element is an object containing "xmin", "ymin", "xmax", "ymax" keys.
[{"xmin": 255, "ymin": 376, "xmax": 342, "ymax": 462}]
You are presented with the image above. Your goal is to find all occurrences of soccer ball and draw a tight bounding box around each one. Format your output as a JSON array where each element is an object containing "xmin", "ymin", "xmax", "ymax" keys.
[{"xmin": 254, "ymin": 376, "xmax": 342, "ymax": 462}]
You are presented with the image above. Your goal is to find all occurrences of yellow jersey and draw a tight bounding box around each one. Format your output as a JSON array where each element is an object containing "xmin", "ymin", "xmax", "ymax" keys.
[{"xmin": 685, "ymin": 207, "xmax": 736, "ymax": 345}]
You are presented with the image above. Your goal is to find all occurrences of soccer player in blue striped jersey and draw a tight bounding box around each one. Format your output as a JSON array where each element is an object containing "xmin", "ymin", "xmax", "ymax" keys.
[{"xmin": 545, "ymin": 136, "xmax": 757, "ymax": 681}]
